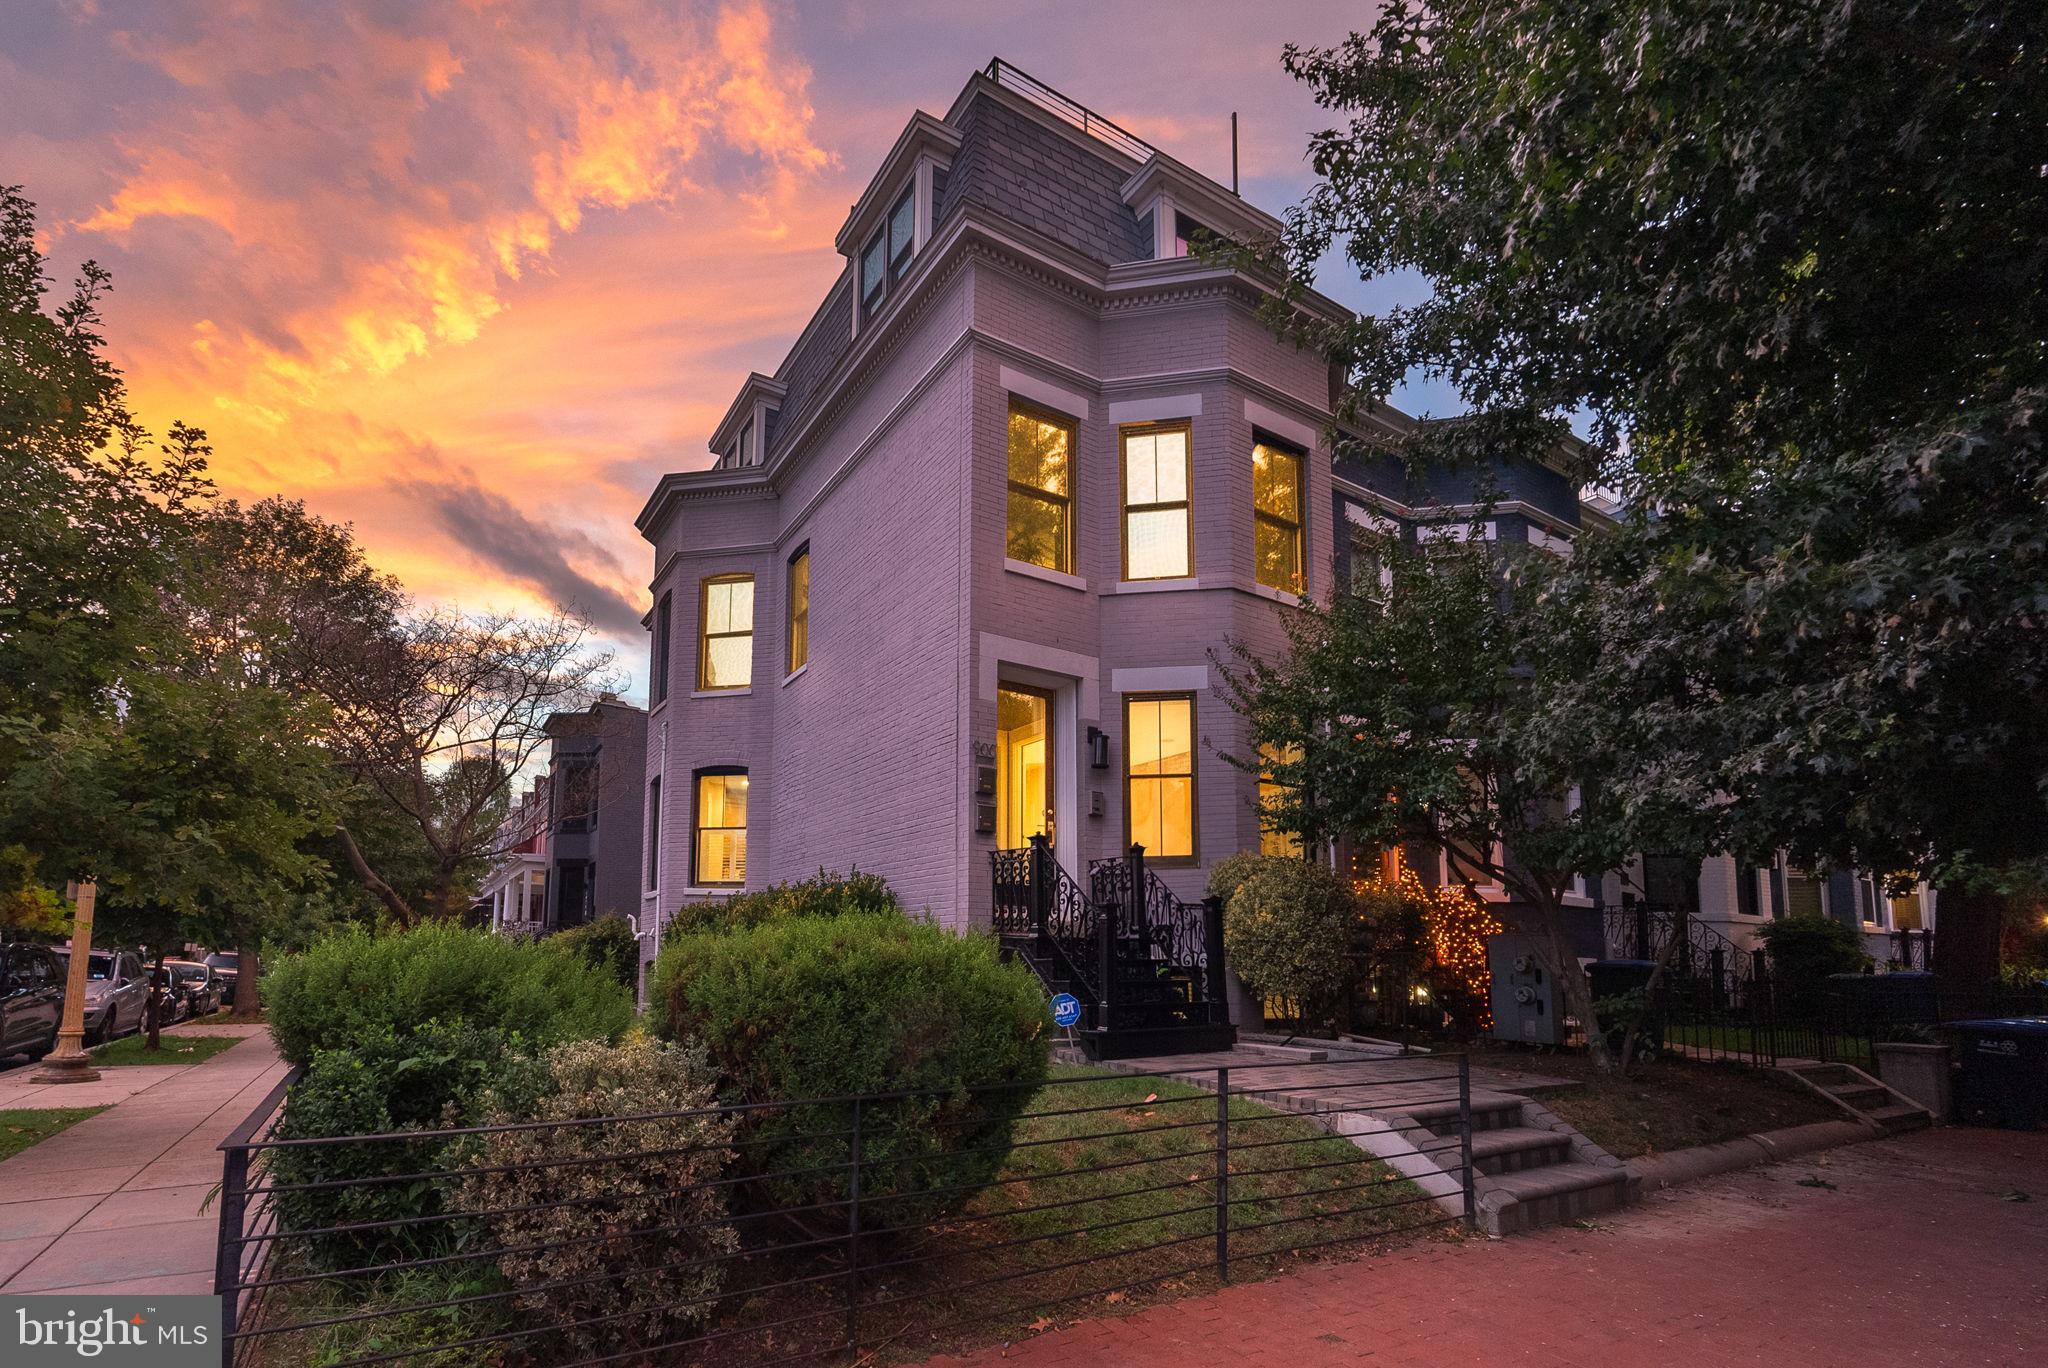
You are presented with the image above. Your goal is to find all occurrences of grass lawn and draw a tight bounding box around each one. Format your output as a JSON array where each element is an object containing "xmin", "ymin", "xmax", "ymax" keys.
[
  {"xmin": 1467, "ymin": 1042, "xmax": 1837, "ymax": 1158},
  {"xmin": 0, "ymin": 1107, "xmax": 108, "ymax": 1162},
  {"xmin": 91, "ymin": 1032, "xmax": 243, "ymax": 1067},
  {"xmin": 247, "ymin": 1065, "xmax": 1452, "ymax": 1368}
]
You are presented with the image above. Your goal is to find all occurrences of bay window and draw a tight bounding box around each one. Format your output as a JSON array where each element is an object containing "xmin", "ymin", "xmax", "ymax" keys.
[
  {"xmin": 1252, "ymin": 439, "xmax": 1304, "ymax": 592},
  {"xmin": 1126, "ymin": 694, "xmax": 1196, "ymax": 860},
  {"xmin": 1006, "ymin": 403, "xmax": 1075, "ymax": 573},
  {"xmin": 693, "ymin": 770, "xmax": 748, "ymax": 886},
  {"xmin": 698, "ymin": 574, "xmax": 754, "ymax": 691},
  {"xmin": 1121, "ymin": 422, "xmax": 1193, "ymax": 580}
]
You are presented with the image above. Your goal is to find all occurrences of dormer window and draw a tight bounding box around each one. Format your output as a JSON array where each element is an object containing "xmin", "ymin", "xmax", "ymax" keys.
[
  {"xmin": 888, "ymin": 185, "xmax": 916, "ymax": 281},
  {"xmin": 862, "ymin": 183, "xmax": 920, "ymax": 323},
  {"xmin": 1172, "ymin": 212, "xmax": 1207, "ymax": 257},
  {"xmin": 738, "ymin": 417, "xmax": 755, "ymax": 467}
]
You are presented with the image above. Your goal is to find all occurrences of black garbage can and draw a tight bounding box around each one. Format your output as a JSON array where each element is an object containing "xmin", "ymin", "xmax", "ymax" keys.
[
  {"xmin": 1589, "ymin": 959, "xmax": 1661, "ymax": 1055},
  {"xmin": 1950, "ymin": 1018, "xmax": 2048, "ymax": 1130}
]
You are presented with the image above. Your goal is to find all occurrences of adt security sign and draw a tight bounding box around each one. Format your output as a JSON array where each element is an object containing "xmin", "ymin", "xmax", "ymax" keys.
[{"xmin": 1050, "ymin": 993, "xmax": 1082, "ymax": 1028}]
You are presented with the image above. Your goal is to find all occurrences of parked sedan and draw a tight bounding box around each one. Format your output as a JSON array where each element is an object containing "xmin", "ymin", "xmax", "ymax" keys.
[
  {"xmin": 0, "ymin": 942, "xmax": 63, "ymax": 1061},
  {"xmin": 203, "ymin": 951, "xmax": 240, "ymax": 1006},
  {"xmin": 165, "ymin": 960, "xmax": 223, "ymax": 1018},
  {"xmin": 53, "ymin": 949, "xmax": 149, "ymax": 1044}
]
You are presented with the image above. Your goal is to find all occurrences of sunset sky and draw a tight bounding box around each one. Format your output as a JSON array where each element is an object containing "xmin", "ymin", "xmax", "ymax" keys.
[{"xmin": 3, "ymin": 0, "xmax": 1426, "ymax": 692}]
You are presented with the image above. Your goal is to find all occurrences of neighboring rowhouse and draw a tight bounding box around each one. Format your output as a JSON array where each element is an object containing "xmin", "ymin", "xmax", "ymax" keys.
[
  {"xmin": 481, "ymin": 694, "xmax": 649, "ymax": 936},
  {"xmin": 634, "ymin": 59, "xmax": 1610, "ymax": 970}
]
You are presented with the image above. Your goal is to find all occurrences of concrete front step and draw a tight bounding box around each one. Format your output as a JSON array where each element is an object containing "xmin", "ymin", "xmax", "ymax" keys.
[
  {"xmin": 1419, "ymin": 1126, "xmax": 1576, "ymax": 1177},
  {"xmin": 1405, "ymin": 1096, "xmax": 1526, "ymax": 1139},
  {"xmin": 1479, "ymin": 1161, "xmax": 1632, "ymax": 1234}
]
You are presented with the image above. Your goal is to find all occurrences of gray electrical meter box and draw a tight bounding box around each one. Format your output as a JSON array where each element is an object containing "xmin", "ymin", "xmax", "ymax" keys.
[{"xmin": 1488, "ymin": 934, "xmax": 1564, "ymax": 1045}]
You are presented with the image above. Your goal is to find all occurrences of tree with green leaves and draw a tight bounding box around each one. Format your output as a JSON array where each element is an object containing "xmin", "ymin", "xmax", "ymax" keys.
[
  {"xmin": 1252, "ymin": 2, "xmax": 2048, "ymax": 978},
  {"xmin": 1, "ymin": 186, "xmax": 338, "ymax": 1012},
  {"xmin": 1219, "ymin": 529, "xmax": 1681, "ymax": 1070}
]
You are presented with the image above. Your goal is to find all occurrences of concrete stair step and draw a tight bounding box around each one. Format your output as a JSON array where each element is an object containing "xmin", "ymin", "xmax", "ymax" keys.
[
  {"xmin": 1827, "ymin": 1083, "xmax": 1889, "ymax": 1105},
  {"xmin": 1866, "ymin": 1102, "xmax": 1931, "ymax": 1132},
  {"xmin": 1481, "ymin": 1161, "xmax": 1631, "ymax": 1234},
  {"xmin": 1419, "ymin": 1125, "xmax": 1574, "ymax": 1176},
  {"xmin": 1404, "ymin": 1096, "xmax": 1526, "ymax": 1139}
]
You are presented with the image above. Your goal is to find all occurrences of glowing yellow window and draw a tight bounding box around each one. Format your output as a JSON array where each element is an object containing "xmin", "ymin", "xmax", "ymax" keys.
[
  {"xmin": 1121, "ymin": 423, "xmax": 1192, "ymax": 580},
  {"xmin": 1253, "ymin": 440, "xmax": 1304, "ymax": 592},
  {"xmin": 786, "ymin": 549, "xmax": 809, "ymax": 675},
  {"xmin": 694, "ymin": 772, "xmax": 748, "ymax": 886},
  {"xmin": 1258, "ymin": 741, "xmax": 1305, "ymax": 857},
  {"xmin": 698, "ymin": 574, "xmax": 754, "ymax": 690},
  {"xmin": 1126, "ymin": 694, "xmax": 1195, "ymax": 859},
  {"xmin": 1006, "ymin": 404, "xmax": 1075, "ymax": 573}
]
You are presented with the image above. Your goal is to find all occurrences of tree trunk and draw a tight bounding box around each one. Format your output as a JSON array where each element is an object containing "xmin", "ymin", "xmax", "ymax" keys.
[
  {"xmin": 334, "ymin": 824, "xmax": 419, "ymax": 927},
  {"xmin": 1536, "ymin": 893, "xmax": 1612, "ymax": 1072},
  {"xmin": 232, "ymin": 941, "xmax": 262, "ymax": 1020},
  {"xmin": 1932, "ymin": 883, "xmax": 2004, "ymax": 984}
]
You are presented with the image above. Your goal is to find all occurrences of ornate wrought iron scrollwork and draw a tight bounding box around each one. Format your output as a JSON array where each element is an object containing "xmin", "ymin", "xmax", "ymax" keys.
[{"xmin": 990, "ymin": 847, "xmax": 1034, "ymax": 935}]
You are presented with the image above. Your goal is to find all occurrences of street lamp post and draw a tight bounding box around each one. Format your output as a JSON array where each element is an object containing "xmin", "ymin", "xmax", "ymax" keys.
[{"xmin": 31, "ymin": 879, "xmax": 102, "ymax": 1084}]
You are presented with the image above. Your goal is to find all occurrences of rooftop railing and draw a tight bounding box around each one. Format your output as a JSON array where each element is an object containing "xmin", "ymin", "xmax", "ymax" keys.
[{"xmin": 983, "ymin": 58, "xmax": 1157, "ymax": 165}]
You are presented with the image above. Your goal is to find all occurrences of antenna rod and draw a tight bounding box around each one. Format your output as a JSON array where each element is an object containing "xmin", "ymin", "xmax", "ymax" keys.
[{"xmin": 1231, "ymin": 112, "xmax": 1239, "ymax": 194}]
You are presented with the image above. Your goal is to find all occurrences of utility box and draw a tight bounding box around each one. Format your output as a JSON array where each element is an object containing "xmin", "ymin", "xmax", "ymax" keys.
[
  {"xmin": 1950, "ymin": 1018, "xmax": 2048, "ymax": 1130},
  {"xmin": 1488, "ymin": 935, "xmax": 1563, "ymax": 1046}
]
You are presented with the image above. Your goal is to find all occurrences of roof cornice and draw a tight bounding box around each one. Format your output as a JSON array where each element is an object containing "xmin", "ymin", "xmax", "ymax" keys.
[{"xmin": 1120, "ymin": 154, "xmax": 1283, "ymax": 242}]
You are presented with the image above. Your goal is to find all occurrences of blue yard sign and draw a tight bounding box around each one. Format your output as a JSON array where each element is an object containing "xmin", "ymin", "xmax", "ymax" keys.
[{"xmin": 1050, "ymin": 993, "xmax": 1081, "ymax": 1028}]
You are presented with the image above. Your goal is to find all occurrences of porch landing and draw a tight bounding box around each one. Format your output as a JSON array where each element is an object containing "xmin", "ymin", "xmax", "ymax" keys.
[{"xmin": 1070, "ymin": 1042, "xmax": 1631, "ymax": 1235}]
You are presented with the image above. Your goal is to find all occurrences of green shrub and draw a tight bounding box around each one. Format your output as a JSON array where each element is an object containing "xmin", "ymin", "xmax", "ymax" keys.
[
  {"xmin": 266, "ymin": 922, "xmax": 633, "ymax": 1066},
  {"xmin": 1223, "ymin": 856, "xmax": 1355, "ymax": 1026},
  {"xmin": 547, "ymin": 915, "xmax": 640, "ymax": 991},
  {"xmin": 654, "ymin": 912, "xmax": 1050, "ymax": 1227},
  {"xmin": 454, "ymin": 1037, "xmax": 736, "ymax": 1359},
  {"xmin": 1205, "ymin": 852, "xmax": 1265, "ymax": 908},
  {"xmin": 267, "ymin": 1022, "xmax": 545, "ymax": 1270},
  {"xmin": 662, "ymin": 867, "xmax": 900, "ymax": 938},
  {"xmin": 296, "ymin": 1262, "xmax": 517, "ymax": 1368},
  {"xmin": 1758, "ymin": 914, "xmax": 1873, "ymax": 1014}
]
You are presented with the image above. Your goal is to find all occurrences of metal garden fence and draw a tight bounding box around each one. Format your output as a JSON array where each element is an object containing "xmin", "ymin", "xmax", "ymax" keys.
[{"xmin": 215, "ymin": 1056, "xmax": 1475, "ymax": 1368}]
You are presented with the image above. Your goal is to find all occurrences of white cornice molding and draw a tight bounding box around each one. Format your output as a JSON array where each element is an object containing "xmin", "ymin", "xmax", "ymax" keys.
[{"xmin": 1120, "ymin": 154, "xmax": 1283, "ymax": 242}]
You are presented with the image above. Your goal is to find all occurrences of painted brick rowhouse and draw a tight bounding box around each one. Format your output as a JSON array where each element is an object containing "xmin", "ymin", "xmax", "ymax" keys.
[{"xmin": 631, "ymin": 63, "xmax": 1601, "ymax": 982}]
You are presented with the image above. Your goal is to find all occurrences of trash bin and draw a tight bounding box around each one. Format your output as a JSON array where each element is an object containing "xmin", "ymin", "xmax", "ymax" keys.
[
  {"xmin": 1589, "ymin": 959, "xmax": 1660, "ymax": 1055},
  {"xmin": 1949, "ymin": 1018, "xmax": 2048, "ymax": 1130}
]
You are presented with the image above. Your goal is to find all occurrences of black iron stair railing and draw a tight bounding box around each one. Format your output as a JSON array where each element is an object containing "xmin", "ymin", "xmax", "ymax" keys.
[{"xmin": 991, "ymin": 837, "xmax": 1229, "ymax": 1038}]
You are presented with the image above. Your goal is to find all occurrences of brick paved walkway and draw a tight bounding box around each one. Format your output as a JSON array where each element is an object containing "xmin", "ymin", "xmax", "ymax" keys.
[
  {"xmin": 0, "ymin": 1030, "xmax": 286, "ymax": 1296},
  {"xmin": 919, "ymin": 1127, "xmax": 2048, "ymax": 1368}
]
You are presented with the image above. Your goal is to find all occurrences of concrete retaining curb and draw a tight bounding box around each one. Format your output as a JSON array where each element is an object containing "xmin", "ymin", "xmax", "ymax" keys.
[{"xmin": 1626, "ymin": 1118, "xmax": 1874, "ymax": 1194}]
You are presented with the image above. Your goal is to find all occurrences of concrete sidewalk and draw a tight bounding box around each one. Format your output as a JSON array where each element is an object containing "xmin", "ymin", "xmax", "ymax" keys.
[
  {"xmin": 916, "ymin": 1126, "xmax": 2048, "ymax": 1368},
  {"xmin": 0, "ymin": 1030, "xmax": 287, "ymax": 1296}
]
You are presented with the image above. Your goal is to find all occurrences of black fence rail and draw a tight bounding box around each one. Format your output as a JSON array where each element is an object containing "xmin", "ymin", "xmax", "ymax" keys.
[
  {"xmin": 216, "ymin": 1057, "xmax": 1474, "ymax": 1368},
  {"xmin": 1656, "ymin": 969, "xmax": 2048, "ymax": 1070}
]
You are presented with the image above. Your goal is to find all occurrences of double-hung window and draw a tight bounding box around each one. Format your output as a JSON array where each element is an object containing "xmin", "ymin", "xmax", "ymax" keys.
[
  {"xmin": 651, "ymin": 591, "xmax": 672, "ymax": 705},
  {"xmin": 787, "ymin": 546, "xmax": 810, "ymax": 674},
  {"xmin": 693, "ymin": 770, "xmax": 747, "ymax": 886},
  {"xmin": 888, "ymin": 185, "xmax": 916, "ymax": 282},
  {"xmin": 1005, "ymin": 403, "xmax": 1075, "ymax": 573},
  {"xmin": 698, "ymin": 574, "xmax": 754, "ymax": 690},
  {"xmin": 1252, "ymin": 439, "xmax": 1305, "ymax": 593},
  {"xmin": 861, "ymin": 184, "xmax": 919, "ymax": 323},
  {"xmin": 1257, "ymin": 741, "xmax": 1304, "ymax": 857},
  {"xmin": 1121, "ymin": 422, "xmax": 1192, "ymax": 580},
  {"xmin": 1126, "ymin": 694, "xmax": 1196, "ymax": 860},
  {"xmin": 645, "ymin": 777, "xmax": 661, "ymax": 890}
]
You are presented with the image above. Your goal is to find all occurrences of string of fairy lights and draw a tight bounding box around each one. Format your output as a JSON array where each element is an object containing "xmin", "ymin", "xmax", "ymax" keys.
[{"xmin": 1353, "ymin": 853, "xmax": 1504, "ymax": 1031}]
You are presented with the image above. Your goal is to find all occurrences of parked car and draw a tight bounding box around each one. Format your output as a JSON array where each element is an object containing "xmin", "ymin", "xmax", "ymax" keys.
[
  {"xmin": 53, "ymin": 949, "xmax": 149, "ymax": 1044},
  {"xmin": 203, "ymin": 951, "xmax": 240, "ymax": 1006},
  {"xmin": 0, "ymin": 942, "xmax": 63, "ymax": 1061},
  {"xmin": 164, "ymin": 960, "xmax": 223, "ymax": 1018}
]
